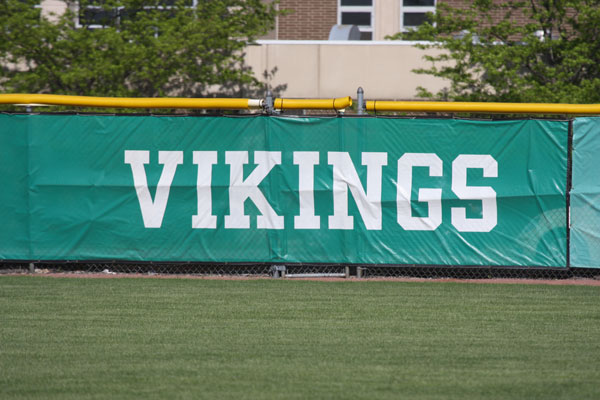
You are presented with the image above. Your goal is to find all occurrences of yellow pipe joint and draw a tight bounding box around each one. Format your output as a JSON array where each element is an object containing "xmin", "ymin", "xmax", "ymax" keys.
[
  {"xmin": 274, "ymin": 96, "xmax": 352, "ymax": 110},
  {"xmin": 366, "ymin": 101, "xmax": 600, "ymax": 115}
]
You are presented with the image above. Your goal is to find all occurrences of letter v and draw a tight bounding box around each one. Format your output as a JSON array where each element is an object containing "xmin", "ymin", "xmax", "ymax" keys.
[{"xmin": 125, "ymin": 150, "xmax": 183, "ymax": 228}]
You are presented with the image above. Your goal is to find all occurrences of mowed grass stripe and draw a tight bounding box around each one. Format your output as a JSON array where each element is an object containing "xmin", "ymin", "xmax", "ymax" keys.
[{"xmin": 0, "ymin": 276, "xmax": 598, "ymax": 399}]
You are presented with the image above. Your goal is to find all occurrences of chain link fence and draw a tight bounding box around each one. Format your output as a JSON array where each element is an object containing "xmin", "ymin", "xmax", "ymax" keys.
[{"xmin": 1, "ymin": 261, "xmax": 599, "ymax": 280}]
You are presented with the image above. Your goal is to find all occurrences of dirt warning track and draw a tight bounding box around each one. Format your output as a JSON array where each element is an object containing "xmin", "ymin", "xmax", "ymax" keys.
[{"xmin": 3, "ymin": 270, "xmax": 600, "ymax": 286}]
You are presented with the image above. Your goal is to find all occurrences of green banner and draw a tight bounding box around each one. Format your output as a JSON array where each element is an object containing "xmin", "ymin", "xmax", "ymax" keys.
[
  {"xmin": 0, "ymin": 114, "xmax": 568, "ymax": 266},
  {"xmin": 571, "ymin": 117, "xmax": 600, "ymax": 268}
]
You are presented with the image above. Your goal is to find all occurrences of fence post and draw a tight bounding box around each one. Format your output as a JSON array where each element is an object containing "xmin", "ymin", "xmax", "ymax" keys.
[
  {"xmin": 28, "ymin": 262, "xmax": 35, "ymax": 273},
  {"xmin": 265, "ymin": 90, "xmax": 274, "ymax": 115},
  {"xmin": 357, "ymin": 87, "xmax": 365, "ymax": 115},
  {"xmin": 271, "ymin": 265, "xmax": 286, "ymax": 278}
]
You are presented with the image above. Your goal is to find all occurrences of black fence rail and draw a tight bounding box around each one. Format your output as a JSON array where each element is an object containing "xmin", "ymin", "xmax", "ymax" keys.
[{"xmin": 2, "ymin": 261, "xmax": 599, "ymax": 280}]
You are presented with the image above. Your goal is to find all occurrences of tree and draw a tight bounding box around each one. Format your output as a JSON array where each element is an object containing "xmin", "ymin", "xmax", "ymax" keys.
[
  {"xmin": 0, "ymin": 0, "xmax": 280, "ymax": 98},
  {"xmin": 389, "ymin": 0, "xmax": 600, "ymax": 103}
]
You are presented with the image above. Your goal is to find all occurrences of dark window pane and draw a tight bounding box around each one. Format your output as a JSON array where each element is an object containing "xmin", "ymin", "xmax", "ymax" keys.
[
  {"xmin": 359, "ymin": 31, "xmax": 372, "ymax": 40},
  {"xmin": 403, "ymin": 12, "xmax": 429, "ymax": 27},
  {"xmin": 118, "ymin": 8, "xmax": 140, "ymax": 22},
  {"xmin": 403, "ymin": 0, "xmax": 435, "ymax": 6},
  {"xmin": 82, "ymin": 0, "xmax": 193, "ymax": 8},
  {"xmin": 157, "ymin": 0, "xmax": 194, "ymax": 6},
  {"xmin": 341, "ymin": 12, "xmax": 371, "ymax": 26},
  {"xmin": 341, "ymin": 0, "xmax": 372, "ymax": 5},
  {"xmin": 80, "ymin": 8, "xmax": 116, "ymax": 26},
  {"xmin": 157, "ymin": 8, "xmax": 177, "ymax": 18}
]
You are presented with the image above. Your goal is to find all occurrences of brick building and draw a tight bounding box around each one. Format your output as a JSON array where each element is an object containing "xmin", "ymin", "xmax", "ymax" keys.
[
  {"xmin": 273, "ymin": 0, "xmax": 438, "ymax": 41},
  {"xmin": 270, "ymin": 1, "xmax": 534, "ymax": 41}
]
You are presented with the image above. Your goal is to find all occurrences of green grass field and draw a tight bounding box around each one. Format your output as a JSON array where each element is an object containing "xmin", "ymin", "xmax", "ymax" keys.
[{"xmin": 0, "ymin": 276, "xmax": 599, "ymax": 399}]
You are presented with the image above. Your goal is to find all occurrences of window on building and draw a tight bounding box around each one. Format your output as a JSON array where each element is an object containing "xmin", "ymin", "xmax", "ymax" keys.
[
  {"xmin": 338, "ymin": 0, "xmax": 374, "ymax": 40},
  {"xmin": 400, "ymin": 0, "xmax": 435, "ymax": 31},
  {"xmin": 78, "ymin": 0, "xmax": 195, "ymax": 29}
]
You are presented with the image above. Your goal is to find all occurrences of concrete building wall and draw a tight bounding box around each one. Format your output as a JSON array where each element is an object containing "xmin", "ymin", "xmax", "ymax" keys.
[
  {"xmin": 373, "ymin": 0, "xmax": 401, "ymax": 41},
  {"xmin": 40, "ymin": 0, "xmax": 68, "ymax": 21},
  {"xmin": 245, "ymin": 40, "xmax": 449, "ymax": 100}
]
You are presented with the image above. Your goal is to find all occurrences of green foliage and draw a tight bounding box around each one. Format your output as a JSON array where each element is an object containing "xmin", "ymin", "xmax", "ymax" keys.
[
  {"xmin": 0, "ymin": 0, "xmax": 280, "ymax": 97},
  {"xmin": 389, "ymin": 0, "xmax": 600, "ymax": 103}
]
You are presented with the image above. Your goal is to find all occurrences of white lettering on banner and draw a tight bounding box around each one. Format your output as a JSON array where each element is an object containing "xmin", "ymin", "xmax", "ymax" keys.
[
  {"xmin": 397, "ymin": 153, "xmax": 443, "ymax": 231},
  {"xmin": 124, "ymin": 151, "xmax": 498, "ymax": 232},
  {"xmin": 224, "ymin": 151, "xmax": 284, "ymax": 229},
  {"xmin": 124, "ymin": 150, "xmax": 183, "ymax": 228},
  {"xmin": 451, "ymin": 154, "xmax": 498, "ymax": 232},
  {"xmin": 294, "ymin": 152, "xmax": 320, "ymax": 229},
  {"xmin": 328, "ymin": 152, "xmax": 388, "ymax": 230},
  {"xmin": 192, "ymin": 151, "xmax": 218, "ymax": 229}
]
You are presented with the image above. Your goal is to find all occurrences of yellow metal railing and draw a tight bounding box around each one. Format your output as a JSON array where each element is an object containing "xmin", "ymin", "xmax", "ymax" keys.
[
  {"xmin": 0, "ymin": 94, "xmax": 261, "ymax": 110},
  {"xmin": 2, "ymin": 93, "xmax": 600, "ymax": 114},
  {"xmin": 0, "ymin": 94, "xmax": 353, "ymax": 111},
  {"xmin": 366, "ymin": 100, "xmax": 600, "ymax": 114}
]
